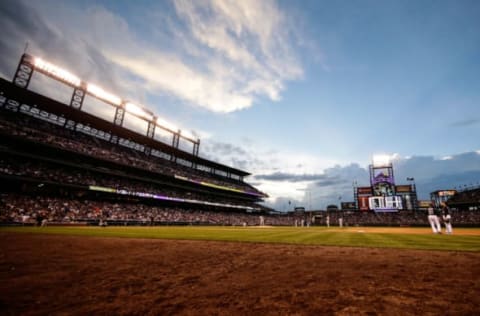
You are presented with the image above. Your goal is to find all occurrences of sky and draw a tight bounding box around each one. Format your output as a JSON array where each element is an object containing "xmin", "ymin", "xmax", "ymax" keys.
[{"xmin": 1, "ymin": 0, "xmax": 479, "ymax": 210}]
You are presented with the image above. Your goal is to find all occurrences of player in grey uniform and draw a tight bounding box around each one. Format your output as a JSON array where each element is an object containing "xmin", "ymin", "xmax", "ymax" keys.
[{"xmin": 427, "ymin": 203, "xmax": 441, "ymax": 234}]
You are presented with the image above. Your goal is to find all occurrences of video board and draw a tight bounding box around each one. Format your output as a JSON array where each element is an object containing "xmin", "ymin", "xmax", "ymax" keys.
[{"xmin": 373, "ymin": 183, "xmax": 395, "ymax": 196}]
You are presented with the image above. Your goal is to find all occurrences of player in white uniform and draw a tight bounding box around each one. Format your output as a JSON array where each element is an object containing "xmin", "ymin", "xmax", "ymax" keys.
[
  {"xmin": 442, "ymin": 203, "xmax": 453, "ymax": 234},
  {"xmin": 427, "ymin": 204, "xmax": 442, "ymax": 234}
]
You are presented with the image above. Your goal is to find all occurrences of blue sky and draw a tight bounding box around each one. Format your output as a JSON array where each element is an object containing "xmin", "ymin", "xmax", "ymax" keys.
[{"xmin": 1, "ymin": 0, "xmax": 479, "ymax": 210}]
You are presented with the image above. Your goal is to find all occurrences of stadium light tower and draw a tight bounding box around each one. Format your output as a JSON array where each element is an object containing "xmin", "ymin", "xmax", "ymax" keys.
[
  {"xmin": 34, "ymin": 57, "xmax": 82, "ymax": 87},
  {"xmin": 297, "ymin": 188, "xmax": 312, "ymax": 211},
  {"xmin": 11, "ymin": 53, "xmax": 202, "ymax": 156},
  {"xmin": 407, "ymin": 177, "xmax": 417, "ymax": 210},
  {"xmin": 406, "ymin": 177, "xmax": 416, "ymax": 192},
  {"xmin": 308, "ymin": 189, "xmax": 311, "ymax": 211},
  {"xmin": 86, "ymin": 83, "xmax": 122, "ymax": 106}
]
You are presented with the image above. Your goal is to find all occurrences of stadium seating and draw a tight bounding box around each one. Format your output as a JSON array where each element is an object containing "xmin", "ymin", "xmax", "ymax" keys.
[
  {"xmin": 1, "ymin": 77, "xmax": 478, "ymax": 228},
  {"xmin": 446, "ymin": 188, "xmax": 480, "ymax": 210}
]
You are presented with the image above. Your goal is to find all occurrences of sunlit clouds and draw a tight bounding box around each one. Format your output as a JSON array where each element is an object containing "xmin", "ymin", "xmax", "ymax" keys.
[{"xmin": 93, "ymin": 0, "xmax": 303, "ymax": 113}]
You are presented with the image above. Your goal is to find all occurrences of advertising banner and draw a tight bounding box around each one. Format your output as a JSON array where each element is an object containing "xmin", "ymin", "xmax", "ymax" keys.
[
  {"xmin": 395, "ymin": 185, "xmax": 412, "ymax": 193},
  {"xmin": 438, "ymin": 190, "xmax": 456, "ymax": 197},
  {"xmin": 357, "ymin": 186, "xmax": 372, "ymax": 195},
  {"xmin": 418, "ymin": 200, "xmax": 433, "ymax": 208},
  {"xmin": 358, "ymin": 196, "xmax": 370, "ymax": 211}
]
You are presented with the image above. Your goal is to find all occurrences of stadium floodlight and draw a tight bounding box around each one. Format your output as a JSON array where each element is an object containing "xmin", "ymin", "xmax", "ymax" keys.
[
  {"xmin": 372, "ymin": 154, "xmax": 391, "ymax": 167},
  {"xmin": 156, "ymin": 116, "xmax": 179, "ymax": 132},
  {"xmin": 125, "ymin": 102, "xmax": 153, "ymax": 121},
  {"xmin": 34, "ymin": 57, "xmax": 81, "ymax": 87},
  {"xmin": 86, "ymin": 83, "xmax": 122, "ymax": 106}
]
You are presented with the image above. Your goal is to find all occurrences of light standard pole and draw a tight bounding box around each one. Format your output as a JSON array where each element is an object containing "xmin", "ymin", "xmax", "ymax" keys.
[
  {"xmin": 353, "ymin": 180, "xmax": 358, "ymax": 210},
  {"xmin": 296, "ymin": 188, "xmax": 311, "ymax": 211},
  {"xmin": 407, "ymin": 177, "xmax": 417, "ymax": 210},
  {"xmin": 308, "ymin": 190, "xmax": 312, "ymax": 211},
  {"xmin": 296, "ymin": 188, "xmax": 312, "ymax": 226}
]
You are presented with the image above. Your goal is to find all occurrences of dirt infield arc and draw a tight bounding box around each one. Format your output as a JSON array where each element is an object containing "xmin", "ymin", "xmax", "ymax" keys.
[{"xmin": 1, "ymin": 233, "xmax": 479, "ymax": 315}]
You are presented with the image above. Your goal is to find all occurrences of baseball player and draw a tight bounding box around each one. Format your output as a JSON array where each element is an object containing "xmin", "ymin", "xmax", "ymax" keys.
[
  {"xmin": 442, "ymin": 203, "xmax": 453, "ymax": 234},
  {"xmin": 427, "ymin": 203, "xmax": 441, "ymax": 234}
]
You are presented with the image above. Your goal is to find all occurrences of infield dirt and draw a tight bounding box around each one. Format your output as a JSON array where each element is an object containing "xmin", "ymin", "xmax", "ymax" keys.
[{"xmin": 1, "ymin": 233, "xmax": 479, "ymax": 315}]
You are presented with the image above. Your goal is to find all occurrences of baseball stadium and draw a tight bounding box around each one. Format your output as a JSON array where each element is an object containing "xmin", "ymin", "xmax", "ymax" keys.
[{"xmin": 1, "ymin": 52, "xmax": 479, "ymax": 315}]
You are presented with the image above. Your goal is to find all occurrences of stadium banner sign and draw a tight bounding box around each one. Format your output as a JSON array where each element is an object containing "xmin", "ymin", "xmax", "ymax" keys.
[
  {"xmin": 395, "ymin": 185, "xmax": 412, "ymax": 193},
  {"xmin": 357, "ymin": 187, "xmax": 372, "ymax": 195},
  {"xmin": 358, "ymin": 196, "xmax": 370, "ymax": 210},
  {"xmin": 174, "ymin": 174, "xmax": 265, "ymax": 197},
  {"xmin": 418, "ymin": 200, "xmax": 432, "ymax": 208},
  {"xmin": 98, "ymin": 187, "xmax": 260, "ymax": 211},
  {"xmin": 89, "ymin": 185, "xmax": 116, "ymax": 193},
  {"xmin": 438, "ymin": 190, "xmax": 456, "ymax": 197}
]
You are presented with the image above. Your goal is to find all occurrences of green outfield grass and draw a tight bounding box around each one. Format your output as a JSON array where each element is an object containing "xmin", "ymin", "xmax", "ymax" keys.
[{"xmin": 2, "ymin": 226, "xmax": 480, "ymax": 251}]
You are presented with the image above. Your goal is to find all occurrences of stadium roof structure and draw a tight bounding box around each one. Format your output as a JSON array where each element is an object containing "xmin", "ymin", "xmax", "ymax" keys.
[
  {"xmin": 0, "ymin": 77, "xmax": 250, "ymax": 178},
  {"xmin": 5, "ymin": 53, "xmax": 255, "ymax": 178}
]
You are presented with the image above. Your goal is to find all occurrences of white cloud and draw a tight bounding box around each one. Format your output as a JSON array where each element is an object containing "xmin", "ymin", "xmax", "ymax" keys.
[
  {"xmin": 1, "ymin": 1, "xmax": 304, "ymax": 114},
  {"xmin": 84, "ymin": 1, "xmax": 303, "ymax": 113},
  {"xmin": 202, "ymin": 138, "xmax": 351, "ymax": 208},
  {"xmin": 108, "ymin": 53, "xmax": 253, "ymax": 113},
  {"xmin": 259, "ymin": 180, "xmax": 307, "ymax": 202}
]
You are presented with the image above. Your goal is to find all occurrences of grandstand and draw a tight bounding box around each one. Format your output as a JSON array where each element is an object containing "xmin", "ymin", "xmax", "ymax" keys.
[
  {"xmin": 0, "ymin": 53, "xmax": 281, "ymax": 226},
  {"xmin": 447, "ymin": 187, "xmax": 480, "ymax": 211},
  {"xmin": 1, "ymin": 53, "xmax": 479, "ymax": 228}
]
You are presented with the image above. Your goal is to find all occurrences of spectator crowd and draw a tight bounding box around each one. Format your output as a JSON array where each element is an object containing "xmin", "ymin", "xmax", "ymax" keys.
[
  {"xmin": 1, "ymin": 106, "xmax": 479, "ymax": 229},
  {"xmin": 0, "ymin": 194, "xmax": 299, "ymax": 226},
  {"xmin": 0, "ymin": 113, "xmax": 263, "ymax": 196}
]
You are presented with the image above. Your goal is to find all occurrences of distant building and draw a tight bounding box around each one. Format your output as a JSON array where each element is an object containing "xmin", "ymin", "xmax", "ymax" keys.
[
  {"xmin": 340, "ymin": 202, "xmax": 356, "ymax": 210},
  {"xmin": 326, "ymin": 204, "xmax": 339, "ymax": 211}
]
